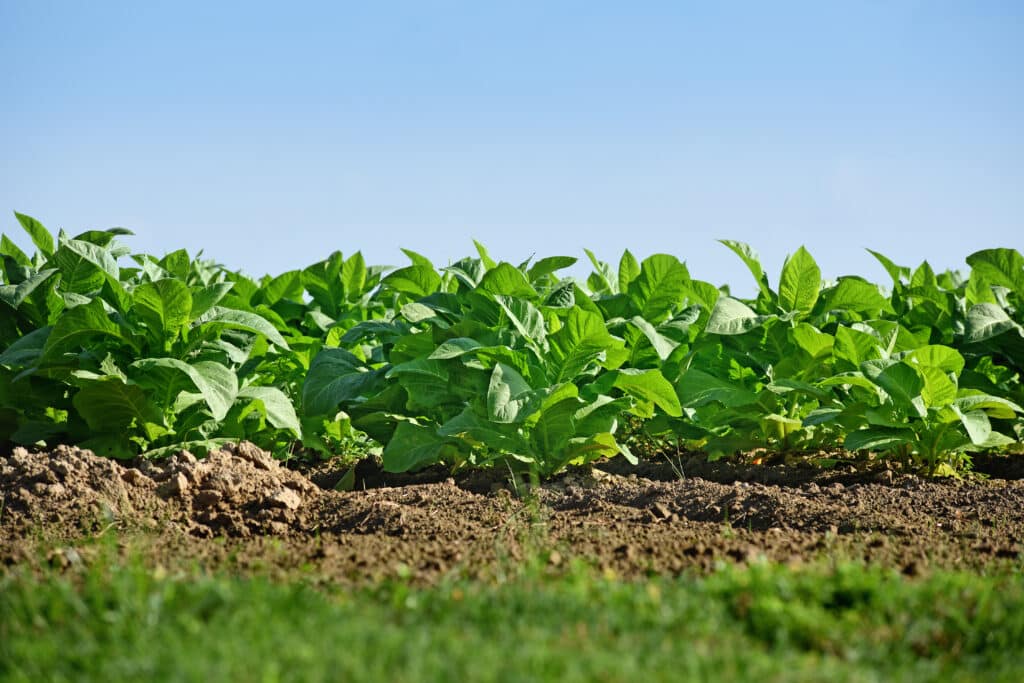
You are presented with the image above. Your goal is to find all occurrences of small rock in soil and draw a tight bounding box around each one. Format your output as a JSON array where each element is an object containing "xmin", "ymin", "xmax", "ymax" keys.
[
  {"xmin": 266, "ymin": 488, "xmax": 302, "ymax": 511},
  {"xmin": 158, "ymin": 473, "xmax": 189, "ymax": 499}
]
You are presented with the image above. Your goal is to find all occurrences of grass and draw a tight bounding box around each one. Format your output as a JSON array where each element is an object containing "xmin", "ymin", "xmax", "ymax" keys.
[{"xmin": 2, "ymin": 542, "xmax": 1023, "ymax": 683}]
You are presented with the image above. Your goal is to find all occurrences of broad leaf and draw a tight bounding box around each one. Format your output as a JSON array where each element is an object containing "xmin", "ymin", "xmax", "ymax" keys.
[
  {"xmin": 548, "ymin": 308, "xmax": 623, "ymax": 382},
  {"xmin": 778, "ymin": 246, "xmax": 821, "ymax": 315},
  {"xmin": 487, "ymin": 362, "xmax": 536, "ymax": 424},
  {"xmin": 238, "ymin": 385, "xmax": 301, "ymax": 436},
  {"xmin": 41, "ymin": 298, "xmax": 122, "ymax": 360},
  {"xmin": 134, "ymin": 278, "xmax": 192, "ymax": 342},
  {"xmin": 382, "ymin": 265, "xmax": 441, "ymax": 299},
  {"xmin": 72, "ymin": 377, "xmax": 163, "ymax": 434},
  {"xmin": 964, "ymin": 303, "xmax": 1022, "ymax": 343},
  {"xmin": 861, "ymin": 360, "xmax": 924, "ymax": 416},
  {"xmin": 677, "ymin": 368, "xmax": 758, "ymax": 408},
  {"xmin": 617, "ymin": 249, "xmax": 641, "ymax": 295},
  {"xmin": 130, "ymin": 357, "xmax": 238, "ymax": 421},
  {"xmin": 628, "ymin": 316, "xmax": 679, "ymax": 361},
  {"xmin": 626, "ymin": 254, "xmax": 690, "ymax": 323},
  {"xmin": 528, "ymin": 256, "xmax": 577, "ymax": 282},
  {"xmin": 14, "ymin": 211, "xmax": 54, "ymax": 257},
  {"xmin": 705, "ymin": 297, "xmax": 774, "ymax": 335},
  {"xmin": 0, "ymin": 268, "xmax": 57, "ymax": 309},
  {"xmin": 611, "ymin": 368, "xmax": 682, "ymax": 417},
  {"xmin": 195, "ymin": 307, "xmax": 290, "ymax": 349},
  {"xmin": 843, "ymin": 427, "xmax": 915, "ymax": 452},
  {"xmin": 479, "ymin": 263, "xmax": 538, "ymax": 299},
  {"xmin": 382, "ymin": 421, "xmax": 455, "ymax": 472},
  {"xmin": 967, "ymin": 248, "xmax": 1024, "ymax": 297}
]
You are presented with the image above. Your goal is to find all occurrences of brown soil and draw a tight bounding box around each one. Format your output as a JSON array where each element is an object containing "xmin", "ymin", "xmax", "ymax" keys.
[{"xmin": 2, "ymin": 443, "xmax": 1023, "ymax": 583}]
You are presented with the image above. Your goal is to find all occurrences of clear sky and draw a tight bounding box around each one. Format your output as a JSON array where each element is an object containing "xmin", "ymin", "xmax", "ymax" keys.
[{"xmin": 1, "ymin": 1, "xmax": 1021, "ymax": 293}]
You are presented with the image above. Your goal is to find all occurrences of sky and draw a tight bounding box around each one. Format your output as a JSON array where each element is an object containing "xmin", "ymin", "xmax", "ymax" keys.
[{"xmin": 1, "ymin": 1, "xmax": 1021, "ymax": 293}]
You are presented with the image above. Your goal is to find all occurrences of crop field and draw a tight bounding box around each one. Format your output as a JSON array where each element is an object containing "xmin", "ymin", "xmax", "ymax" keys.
[{"xmin": 3, "ymin": 212, "xmax": 1024, "ymax": 681}]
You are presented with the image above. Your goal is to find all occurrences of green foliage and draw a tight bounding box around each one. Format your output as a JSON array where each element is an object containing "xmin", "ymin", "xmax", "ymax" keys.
[{"xmin": 3, "ymin": 212, "xmax": 1023, "ymax": 474}]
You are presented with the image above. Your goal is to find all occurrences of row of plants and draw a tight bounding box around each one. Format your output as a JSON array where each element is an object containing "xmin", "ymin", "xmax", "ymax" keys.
[{"xmin": 2, "ymin": 212, "xmax": 1022, "ymax": 475}]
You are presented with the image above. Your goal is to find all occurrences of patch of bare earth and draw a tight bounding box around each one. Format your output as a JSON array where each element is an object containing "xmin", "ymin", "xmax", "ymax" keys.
[{"xmin": 2, "ymin": 444, "xmax": 1023, "ymax": 583}]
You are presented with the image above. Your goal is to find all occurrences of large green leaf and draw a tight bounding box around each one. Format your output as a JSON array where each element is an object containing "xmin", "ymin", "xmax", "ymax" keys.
[
  {"xmin": 237, "ymin": 385, "xmax": 301, "ymax": 436},
  {"xmin": 705, "ymin": 297, "xmax": 774, "ymax": 335},
  {"xmin": 382, "ymin": 265, "xmax": 442, "ymax": 299},
  {"xmin": 438, "ymin": 407, "xmax": 523, "ymax": 451},
  {"xmin": 628, "ymin": 316, "xmax": 679, "ymax": 361},
  {"xmin": 14, "ymin": 211, "xmax": 54, "ymax": 257},
  {"xmin": 861, "ymin": 360, "xmax": 924, "ymax": 416},
  {"xmin": 530, "ymin": 396, "xmax": 582, "ymax": 456},
  {"xmin": 0, "ymin": 326, "xmax": 50, "ymax": 366},
  {"xmin": 967, "ymin": 248, "xmax": 1024, "ymax": 297},
  {"xmin": 134, "ymin": 278, "xmax": 193, "ymax": 343},
  {"xmin": 157, "ymin": 249, "xmax": 190, "ymax": 279},
  {"xmin": 259, "ymin": 270, "xmax": 303, "ymax": 306},
  {"xmin": 833, "ymin": 326, "xmax": 882, "ymax": 369},
  {"xmin": 0, "ymin": 268, "xmax": 57, "ymax": 309},
  {"xmin": 72, "ymin": 377, "xmax": 163, "ymax": 434},
  {"xmin": 904, "ymin": 345, "xmax": 965, "ymax": 374},
  {"xmin": 388, "ymin": 356, "xmax": 452, "ymax": 412},
  {"xmin": 382, "ymin": 421, "xmax": 455, "ymax": 472},
  {"xmin": 301, "ymin": 251, "xmax": 345, "ymax": 311},
  {"xmin": 402, "ymin": 248, "xmax": 436, "ymax": 269},
  {"xmin": 617, "ymin": 249, "xmax": 641, "ymax": 297},
  {"xmin": 41, "ymin": 298, "xmax": 122, "ymax": 360},
  {"xmin": 953, "ymin": 394, "xmax": 1022, "ymax": 420},
  {"xmin": 478, "ymin": 263, "xmax": 538, "ymax": 299},
  {"xmin": 195, "ymin": 307, "xmax": 290, "ymax": 349},
  {"xmin": 472, "ymin": 241, "xmax": 497, "ymax": 270},
  {"xmin": 626, "ymin": 254, "xmax": 690, "ymax": 323},
  {"xmin": 341, "ymin": 252, "xmax": 368, "ymax": 299},
  {"xmin": 190, "ymin": 282, "xmax": 234, "ymax": 320},
  {"xmin": 557, "ymin": 432, "xmax": 621, "ymax": 469},
  {"xmin": 843, "ymin": 427, "xmax": 915, "ymax": 452},
  {"xmin": 611, "ymin": 368, "xmax": 682, "ymax": 417},
  {"xmin": 487, "ymin": 362, "xmax": 537, "ymax": 424},
  {"xmin": 130, "ymin": 357, "xmax": 238, "ymax": 421},
  {"xmin": 955, "ymin": 408, "xmax": 992, "ymax": 446},
  {"xmin": 778, "ymin": 246, "xmax": 821, "ymax": 315},
  {"xmin": 574, "ymin": 395, "xmax": 632, "ymax": 435},
  {"xmin": 918, "ymin": 365, "xmax": 957, "ymax": 408},
  {"xmin": 53, "ymin": 239, "xmax": 119, "ymax": 294},
  {"xmin": 1, "ymin": 234, "xmax": 32, "ymax": 266},
  {"xmin": 790, "ymin": 323, "xmax": 834, "ymax": 360},
  {"xmin": 527, "ymin": 256, "xmax": 577, "ymax": 283},
  {"xmin": 822, "ymin": 277, "xmax": 891, "ymax": 315},
  {"xmin": 428, "ymin": 337, "xmax": 484, "ymax": 360},
  {"xmin": 677, "ymin": 368, "xmax": 758, "ymax": 408},
  {"xmin": 302, "ymin": 348, "xmax": 383, "ymax": 415},
  {"xmin": 964, "ymin": 304, "xmax": 1022, "ymax": 344},
  {"xmin": 547, "ymin": 308, "xmax": 623, "ymax": 382},
  {"xmin": 495, "ymin": 295, "xmax": 546, "ymax": 345}
]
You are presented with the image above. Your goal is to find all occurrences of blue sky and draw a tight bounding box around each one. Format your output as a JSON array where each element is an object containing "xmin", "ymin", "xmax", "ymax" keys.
[{"xmin": 1, "ymin": 1, "xmax": 1021, "ymax": 292}]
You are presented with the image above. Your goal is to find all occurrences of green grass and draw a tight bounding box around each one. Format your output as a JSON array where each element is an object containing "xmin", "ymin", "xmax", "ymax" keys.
[{"xmin": 2, "ymin": 549, "xmax": 1023, "ymax": 683}]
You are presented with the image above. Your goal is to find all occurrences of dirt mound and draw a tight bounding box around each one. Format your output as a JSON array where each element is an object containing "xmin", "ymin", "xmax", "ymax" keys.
[
  {"xmin": 1, "ymin": 442, "xmax": 322, "ymax": 539},
  {"xmin": 3, "ymin": 444, "xmax": 1024, "ymax": 583}
]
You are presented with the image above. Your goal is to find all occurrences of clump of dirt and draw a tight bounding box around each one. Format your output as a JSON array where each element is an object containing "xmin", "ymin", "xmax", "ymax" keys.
[
  {"xmin": 3, "ymin": 443, "xmax": 1024, "ymax": 584},
  {"xmin": 1, "ymin": 442, "xmax": 321, "ymax": 540},
  {"xmin": 1, "ymin": 444, "xmax": 157, "ymax": 534}
]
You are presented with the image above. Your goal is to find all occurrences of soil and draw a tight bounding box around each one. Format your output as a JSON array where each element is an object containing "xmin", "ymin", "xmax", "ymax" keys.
[{"xmin": 2, "ymin": 443, "xmax": 1024, "ymax": 584}]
